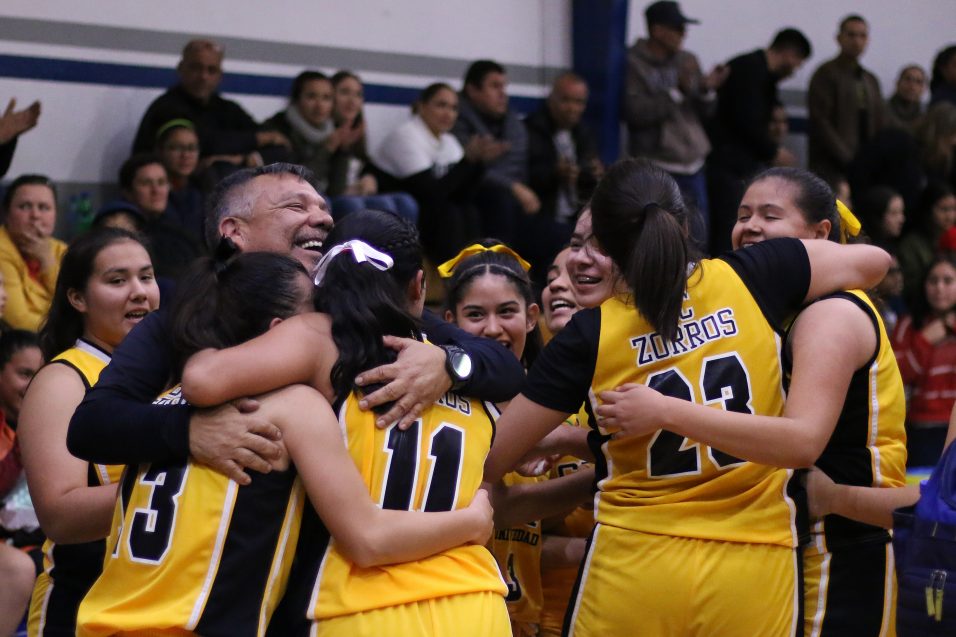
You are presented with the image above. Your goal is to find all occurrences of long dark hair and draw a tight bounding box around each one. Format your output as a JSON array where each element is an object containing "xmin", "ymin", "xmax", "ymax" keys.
[
  {"xmin": 39, "ymin": 228, "xmax": 149, "ymax": 361},
  {"xmin": 590, "ymin": 159, "xmax": 689, "ymax": 342},
  {"xmin": 0, "ymin": 329, "xmax": 39, "ymax": 368},
  {"xmin": 856, "ymin": 185, "xmax": 902, "ymax": 247},
  {"xmin": 313, "ymin": 209, "xmax": 422, "ymax": 400},
  {"xmin": 913, "ymin": 253, "xmax": 956, "ymax": 327},
  {"xmin": 169, "ymin": 239, "xmax": 310, "ymax": 376},
  {"xmin": 443, "ymin": 239, "xmax": 542, "ymax": 368},
  {"xmin": 748, "ymin": 166, "xmax": 840, "ymax": 241}
]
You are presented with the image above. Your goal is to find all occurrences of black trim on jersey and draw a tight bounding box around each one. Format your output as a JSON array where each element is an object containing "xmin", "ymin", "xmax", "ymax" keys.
[
  {"xmin": 721, "ymin": 238, "xmax": 811, "ymax": 334},
  {"xmin": 481, "ymin": 400, "xmax": 500, "ymax": 447},
  {"xmin": 49, "ymin": 359, "xmax": 92, "ymax": 390},
  {"xmin": 522, "ymin": 308, "xmax": 600, "ymax": 415},
  {"xmin": 562, "ymin": 523, "xmax": 599, "ymax": 636},
  {"xmin": 266, "ymin": 504, "xmax": 331, "ymax": 637},
  {"xmin": 815, "ymin": 541, "xmax": 890, "ymax": 637},
  {"xmin": 194, "ymin": 467, "xmax": 299, "ymax": 636}
]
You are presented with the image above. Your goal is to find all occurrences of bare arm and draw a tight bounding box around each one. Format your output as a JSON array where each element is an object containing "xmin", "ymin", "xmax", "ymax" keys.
[
  {"xmin": 486, "ymin": 467, "xmax": 595, "ymax": 528},
  {"xmin": 807, "ymin": 467, "xmax": 919, "ymax": 529},
  {"xmin": 597, "ymin": 298, "xmax": 874, "ymax": 468},
  {"xmin": 18, "ymin": 365, "xmax": 117, "ymax": 543},
  {"xmin": 484, "ymin": 395, "xmax": 572, "ymax": 485},
  {"xmin": 802, "ymin": 240, "xmax": 891, "ymax": 303},
  {"xmin": 181, "ymin": 313, "xmax": 330, "ymax": 406},
  {"xmin": 270, "ymin": 385, "xmax": 491, "ymax": 568},
  {"xmin": 541, "ymin": 535, "xmax": 587, "ymax": 570}
]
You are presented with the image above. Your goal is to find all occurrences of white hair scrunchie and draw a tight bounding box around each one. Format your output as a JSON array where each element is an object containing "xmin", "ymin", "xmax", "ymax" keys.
[{"xmin": 312, "ymin": 240, "xmax": 394, "ymax": 286}]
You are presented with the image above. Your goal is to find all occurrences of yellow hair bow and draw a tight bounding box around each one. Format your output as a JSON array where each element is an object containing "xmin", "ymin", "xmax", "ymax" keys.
[
  {"xmin": 437, "ymin": 243, "xmax": 532, "ymax": 278},
  {"xmin": 836, "ymin": 200, "xmax": 861, "ymax": 245}
]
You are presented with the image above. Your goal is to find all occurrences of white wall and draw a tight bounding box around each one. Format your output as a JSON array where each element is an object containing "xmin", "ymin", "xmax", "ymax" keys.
[
  {"xmin": 0, "ymin": 0, "xmax": 571, "ymax": 183},
  {"xmin": 627, "ymin": 0, "xmax": 954, "ymax": 100}
]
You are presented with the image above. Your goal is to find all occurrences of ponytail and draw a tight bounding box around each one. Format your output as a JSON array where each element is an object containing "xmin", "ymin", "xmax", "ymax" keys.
[
  {"xmin": 591, "ymin": 159, "xmax": 690, "ymax": 342},
  {"xmin": 169, "ymin": 238, "xmax": 308, "ymax": 377},
  {"xmin": 313, "ymin": 209, "xmax": 423, "ymax": 401}
]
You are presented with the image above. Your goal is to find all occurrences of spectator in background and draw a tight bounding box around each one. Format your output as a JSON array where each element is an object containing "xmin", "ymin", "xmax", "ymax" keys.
[
  {"xmin": 119, "ymin": 155, "xmax": 203, "ymax": 281},
  {"xmin": 0, "ymin": 98, "xmax": 40, "ymax": 180},
  {"xmin": 325, "ymin": 71, "xmax": 418, "ymax": 223},
  {"xmin": 0, "ymin": 175, "xmax": 67, "ymax": 331},
  {"xmin": 265, "ymin": 71, "xmax": 336, "ymax": 194},
  {"xmin": 526, "ymin": 72, "xmax": 602, "ymax": 283},
  {"xmin": 708, "ymin": 27, "xmax": 812, "ymax": 253},
  {"xmin": 930, "ymin": 45, "xmax": 956, "ymax": 106},
  {"xmin": 898, "ymin": 182, "xmax": 956, "ymax": 309},
  {"xmin": 857, "ymin": 185, "xmax": 906, "ymax": 250},
  {"xmin": 453, "ymin": 60, "xmax": 533, "ymax": 245},
  {"xmin": 155, "ymin": 119, "xmax": 205, "ymax": 244},
  {"xmin": 893, "ymin": 253, "xmax": 956, "ymax": 466},
  {"xmin": 376, "ymin": 82, "xmax": 494, "ymax": 263},
  {"xmin": 91, "ymin": 201, "xmax": 145, "ymax": 234},
  {"xmin": 131, "ymin": 40, "xmax": 290, "ymax": 172},
  {"xmin": 807, "ymin": 15, "xmax": 884, "ymax": 183},
  {"xmin": 849, "ymin": 102, "xmax": 956, "ymax": 212},
  {"xmin": 622, "ymin": 1, "xmax": 726, "ymax": 253},
  {"xmin": 886, "ymin": 65, "xmax": 928, "ymax": 133}
]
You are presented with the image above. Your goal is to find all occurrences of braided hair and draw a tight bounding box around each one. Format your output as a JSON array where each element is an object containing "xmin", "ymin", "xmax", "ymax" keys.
[{"xmin": 313, "ymin": 209, "xmax": 424, "ymax": 401}]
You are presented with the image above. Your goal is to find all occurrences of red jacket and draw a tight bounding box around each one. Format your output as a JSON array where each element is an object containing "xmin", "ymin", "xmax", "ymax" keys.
[{"xmin": 893, "ymin": 316, "xmax": 956, "ymax": 423}]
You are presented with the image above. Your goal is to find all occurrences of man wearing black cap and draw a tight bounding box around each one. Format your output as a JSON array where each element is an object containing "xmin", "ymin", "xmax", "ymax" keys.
[{"xmin": 622, "ymin": 0, "xmax": 727, "ymax": 254}]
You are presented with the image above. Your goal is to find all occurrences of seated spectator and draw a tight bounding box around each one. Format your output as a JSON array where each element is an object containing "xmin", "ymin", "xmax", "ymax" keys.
[
  {"xmin": 857, "ymin": 185, "xmax": 906, "ymax": 250},
  {"xmin": 849, "ymin": 102, "xmax": 956, "ymax": 212},
  {"xmin": 876, "ymin": 254, "xmax": 906, "ymax": 336},
  {"xmin": 0, "ymin": 175, "xmax": 67, "ymax": 331},
  {"xmin": 375, "ymin": 82, "xmax": 492, "ymax": 263},
  {"xmin": 131, "ymin": 40, "xmax": 290, "ymax": 175},
  {"xmin": 930, "ymin": 44, "xmax": 956, "ymax": 106},
  {"xmin": 91, "ymin": 200, "xmax": 145, "ymax": 234},
  {"xmin": 525, "ymin": 72, "xmax": 602, "ymax": 283},
  {"xmin": 893, "ymin": 254, "xmax": 956, "ymax": 466},
  {"xmin": 119, "ymin": 155, "xmax": 203, "ymax": 281},
  {"xmin": 452, "ymin": 59, "xmax": 534, "ymax": 245},
  {"xmin": 265, "ymin": 71, "xmax": 336, "ymax": 193},
  {"xmin": 0, "ymin": 98, "xmax": 40, "ymax": 180},
  {"xmin": 155, "ymin": 119, "xmax": 205, "ymax": 243},
  {"xmin": 326, "ymin": 71, "xmax": 418, "ymax": 223},
  {"xmin": 886, "ymin": 65, "xmax": 928, "ymax": 133},
  {"xmin": 898, "ymin": 182, "xmax": 956, "ymax": 309}
]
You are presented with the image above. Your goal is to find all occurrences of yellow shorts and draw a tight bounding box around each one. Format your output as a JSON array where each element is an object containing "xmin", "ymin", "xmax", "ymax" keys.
[
  {"xmin": 567, "ymin": 523, "xmax": 799, "ymax": 637},
  {"xmin": 803, "ymin": 538, "xmax": 896, "ymax": 637},
  {"xmin": 314, "ymin": 590, "xmax": 510, "ymax": 637}
]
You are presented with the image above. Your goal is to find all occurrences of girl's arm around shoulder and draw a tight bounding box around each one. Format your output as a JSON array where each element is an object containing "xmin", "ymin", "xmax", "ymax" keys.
[
  {"xmin": 802, "ymin": 239, "xmax": 891, "ymax": 303},
  {"xmin": 18, "ymin": 363, "xmax": 118, "ymax": 543},
  {"xmin": 264, "ymin": 384, "xmax": 492, "ymax": 568},
  {"xmin": 182, "ymin": 313, "xmax": 334, "ymax": 406}
]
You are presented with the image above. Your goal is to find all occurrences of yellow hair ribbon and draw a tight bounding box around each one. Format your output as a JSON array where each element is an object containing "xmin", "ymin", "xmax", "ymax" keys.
[
  {"xmin": 437, "ymin": 243, "xmax": 532, "ymax": 278},
  {"xmin": 836, "ymin": 199, "xmax": 861, "ymax": 245}
]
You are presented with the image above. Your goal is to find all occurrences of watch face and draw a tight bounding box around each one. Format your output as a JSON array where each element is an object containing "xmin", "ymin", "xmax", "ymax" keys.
[{"xmin": 450, "ymin": 351, "xmax": 473, "ymax": 380}]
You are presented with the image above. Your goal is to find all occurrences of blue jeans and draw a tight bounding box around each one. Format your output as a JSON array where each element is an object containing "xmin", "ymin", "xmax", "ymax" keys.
[{"xmin": 331, "ymin": 192, "xmax": 419, "ymax": 225}]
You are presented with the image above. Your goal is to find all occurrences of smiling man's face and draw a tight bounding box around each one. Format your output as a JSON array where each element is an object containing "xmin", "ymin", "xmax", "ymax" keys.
[{"xmin": 221, "ymin": 173, "xmax": 333, "ymax": 271}]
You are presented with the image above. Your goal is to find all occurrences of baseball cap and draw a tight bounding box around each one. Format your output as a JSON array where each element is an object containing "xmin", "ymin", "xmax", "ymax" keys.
[{"xmin": 645, "ymin": 1, "xmax": 699, "ymax": 28}]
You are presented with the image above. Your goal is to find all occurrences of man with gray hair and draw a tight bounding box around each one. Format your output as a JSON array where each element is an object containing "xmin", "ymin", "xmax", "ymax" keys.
[
  {"xmin": 132, "ymin": 39, "xmax": 289, "ymax": 164},
  {"xmin": 68, "ymin": 163, "xmax": 524, "ymax": 483}
]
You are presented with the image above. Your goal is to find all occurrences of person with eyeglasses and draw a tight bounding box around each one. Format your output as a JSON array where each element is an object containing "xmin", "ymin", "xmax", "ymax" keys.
[{"xmin": 155, "ymin": 119, "xmax": 205, "ymax": 243}]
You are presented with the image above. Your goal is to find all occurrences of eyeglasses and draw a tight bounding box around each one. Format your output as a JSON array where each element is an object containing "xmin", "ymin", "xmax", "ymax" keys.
[{"xmin": 165, "ymin": 144, "xmax": 199, "ymax": 154}]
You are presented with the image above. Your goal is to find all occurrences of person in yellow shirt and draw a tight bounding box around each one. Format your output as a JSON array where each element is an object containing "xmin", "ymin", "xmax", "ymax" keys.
[{"xmin": 0, "ymin": 175, "xmax": 67, "ymax": 331}]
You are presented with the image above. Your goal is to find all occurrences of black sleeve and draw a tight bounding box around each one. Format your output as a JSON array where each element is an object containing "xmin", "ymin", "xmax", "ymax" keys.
[
  {"xmin": 718, "ymin": 55, "xmax": 778, "ymax": 162},
  {"xmin": 0, "ymin": 137, "xmax": 17, "ymax": 178},
  {"xmin": 522, "ymin": 307, "xmax": 600, "ymax": 413},
  {"xmin": 720, "ymin": 238, "xmax": 811, "ymax": 332},
  {"xmin": 399, "ymin": 159, "xmax": 483, "ymax": 201},
  {"xmin": 66, "ymin": 310, "xmax": 193, "ymax": 464},
  {"xmin": 420, "ymin": 310, "xmax": 525, "ymax": 403}
]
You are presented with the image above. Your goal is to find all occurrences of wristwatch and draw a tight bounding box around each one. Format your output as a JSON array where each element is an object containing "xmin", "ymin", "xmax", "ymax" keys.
[{"xmin": 441, "ymin": 345, "xmax": 473, "ymax": 392}]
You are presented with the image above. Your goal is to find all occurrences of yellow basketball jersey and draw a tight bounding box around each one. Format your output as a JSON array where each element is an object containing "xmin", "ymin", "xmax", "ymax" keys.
[
  {"xmin": 491, "ymin": 471, "xmax": 545, "ymax": 624},
  {"xmin": 76, "ymin": 385, "xmax": 304, "ymax": 637},
  {"xmin": 29, "ymin": 340, "xmax": 115, "ymax": 637},
  {"xmin": 590, "ymin": 259, "xmax": 799, "ymax": 547},
  {"xmin": 308, "ymin": 391, "xmax": 506, "ymax": 621},
  {"xmin": 807, "ymin": 290, "xmax": 907, "ymax": 549}
]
